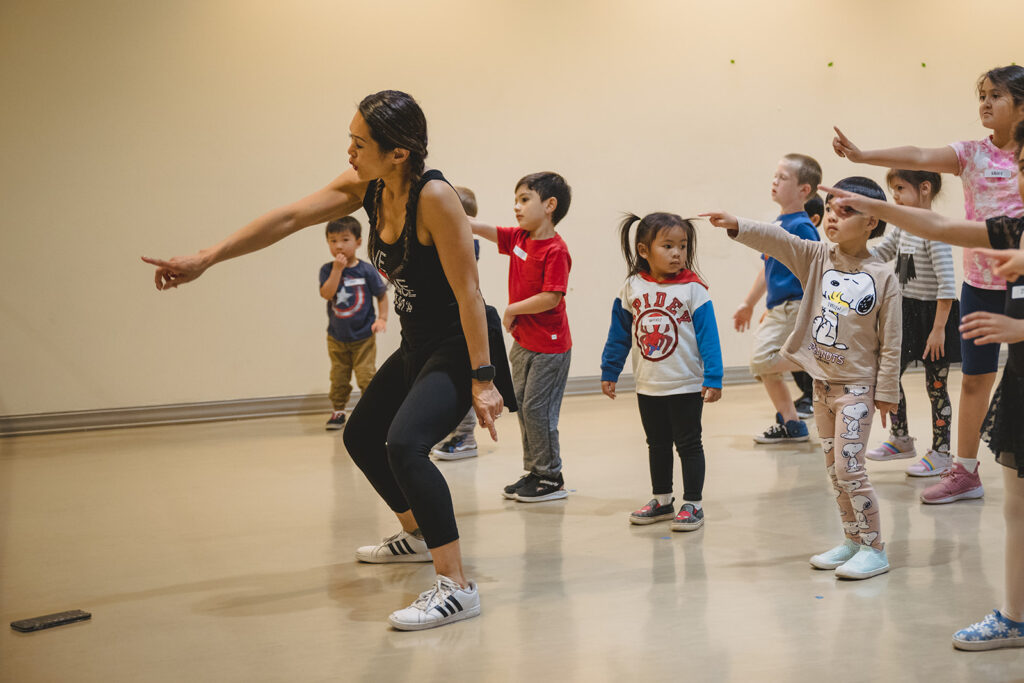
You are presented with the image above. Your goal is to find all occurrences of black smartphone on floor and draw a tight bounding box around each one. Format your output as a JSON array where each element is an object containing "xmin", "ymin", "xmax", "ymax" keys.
[{"xmin": 10, "ymin": 610, "xmax": 91, "ymax": 632}]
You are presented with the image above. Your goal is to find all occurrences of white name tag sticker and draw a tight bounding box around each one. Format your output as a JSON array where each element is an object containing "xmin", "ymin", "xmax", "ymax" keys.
[
  {"xmin": 645, "ymin": 315, "xmax": 670, "ymax": 326},
  {"xmin": 343, "ymin": 277, "xmax": 366, "ymax": 286},
  {"xmin": 551, "ymin": 334, "xmax": 557, "ymax": 340},
  {"xmin": 899, "ymin": 245, "xmax": 916, "ymax": 255},
  {"xmin": 1013, "ymin": 285, "xmax": 1024, "ymax": 299},
  {"xmin": 985, "ymin": 168, "xmax": 1013, "ymax": 179},
  {"xmin": 513, "ymin": 245, "xmax": 528, "ymax": 261}
]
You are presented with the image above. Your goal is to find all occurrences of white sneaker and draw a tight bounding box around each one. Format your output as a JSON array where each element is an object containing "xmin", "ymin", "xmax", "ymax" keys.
[
  {"xmin": 388, "ymin": 575, "xmax": 481, "ymax": 631},
  {"xmin": 809, "ymin": 538, "xmax": 860, "ymax": 569},
  {"xmin": 355, "ymin": 530, "xmax": 432, "ymax": 563},
  {"xmin": 905, "ymin": 450, "xmax": 953, "ymax": 477},
  {"xmin": 865, "ymin": 435, "xmax": 916, "ymax": 461},
  {"xmin": 835, "ymin": 545, "xmax": 889, "ymax": 580}
]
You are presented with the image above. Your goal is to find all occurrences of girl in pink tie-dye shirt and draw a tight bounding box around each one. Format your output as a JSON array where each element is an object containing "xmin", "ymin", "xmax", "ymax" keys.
[{"xmin": 831, "ymin": 65, "xmax": 1024, "ymax": 504}]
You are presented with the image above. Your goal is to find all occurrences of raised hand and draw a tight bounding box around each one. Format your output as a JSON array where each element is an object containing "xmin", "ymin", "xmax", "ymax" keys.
[{"xmin": 832, "ymin": 127, "xmax": 863, "ymax": 162}]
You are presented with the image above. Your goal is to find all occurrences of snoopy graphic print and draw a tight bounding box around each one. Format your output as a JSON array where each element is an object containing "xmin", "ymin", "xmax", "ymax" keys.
[{"xmin": 813, "ymin": 270, "xmax": 876, "ymax": 351}]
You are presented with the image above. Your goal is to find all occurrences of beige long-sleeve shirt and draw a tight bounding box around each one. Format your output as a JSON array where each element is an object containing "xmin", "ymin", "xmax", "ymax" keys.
[{"xmin": 733, "ymin": 219, "xmax": 903, "ymax": 404}]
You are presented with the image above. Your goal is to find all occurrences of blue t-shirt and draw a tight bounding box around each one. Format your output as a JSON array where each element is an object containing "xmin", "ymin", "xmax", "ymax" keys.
[
  {"xmin": 318, "ymin": 259, "xmax": 387, "ymax": 342},
  {"xmin": 763, "ymin": 211, "xmax": 819, "ymax": 309}
]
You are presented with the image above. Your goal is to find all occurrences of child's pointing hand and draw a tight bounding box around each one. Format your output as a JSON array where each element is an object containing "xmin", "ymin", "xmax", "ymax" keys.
[{"xmin": 698, "ymin": 212, "xmax": 738, "ymax": 231}]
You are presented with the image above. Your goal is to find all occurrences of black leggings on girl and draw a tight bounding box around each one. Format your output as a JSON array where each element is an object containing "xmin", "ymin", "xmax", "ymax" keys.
[
  {"xmin": 637, "ymin": 392, "xmax": 705, "ymax": 502},
  {"xmin": 343, "ymin": 335, "xmax": 473, "ymax": 549}
]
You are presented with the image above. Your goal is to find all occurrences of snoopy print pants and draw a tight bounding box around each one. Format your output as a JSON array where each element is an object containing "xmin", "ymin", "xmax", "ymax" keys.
[{"xmin": 813, "ymin": 380, "xmax": 884, "ymax": 550}]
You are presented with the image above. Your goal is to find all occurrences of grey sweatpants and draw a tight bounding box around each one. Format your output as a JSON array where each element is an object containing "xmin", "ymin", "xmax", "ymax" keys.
[{"xmin": 509, "ymin": 341, "xmax": 571, "ymax": 476}]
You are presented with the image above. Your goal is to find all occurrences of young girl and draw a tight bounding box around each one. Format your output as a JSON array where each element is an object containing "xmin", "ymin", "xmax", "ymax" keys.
[
  {"xmin": 865, "ymin": 170, "xmax": 963, "ymax": 482},
  {"xmin": 823, "ymin": 129, "xmax": 1024, "ymax": 645},
  {"xmin": 600, "ymin": 213, "xmax": 723, "ymax": 531},
  {"xmin": 833, "ymin": 65, "xmax": 1024, "ymax": 504},
  {"xmin": 703, "ymin": 177, "xmax": 901, "ymax": 580}
]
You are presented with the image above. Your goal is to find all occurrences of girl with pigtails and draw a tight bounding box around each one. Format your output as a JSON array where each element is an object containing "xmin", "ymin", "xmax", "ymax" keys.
[{"xmin": 600, "ymin": 212, "xmax": 723, "ymax": 531}]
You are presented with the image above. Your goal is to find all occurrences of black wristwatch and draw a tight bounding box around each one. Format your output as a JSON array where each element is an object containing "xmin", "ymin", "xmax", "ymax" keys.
[{"xmin": 471, "ymin": 365, "xmax": 496, "ymax": 382}]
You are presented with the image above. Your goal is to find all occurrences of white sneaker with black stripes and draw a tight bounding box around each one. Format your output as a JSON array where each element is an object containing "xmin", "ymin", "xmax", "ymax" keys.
[
  {"xmin": 355, "ymin": 530, "xmax": 432, "ymax": 563},
  {"xmin": 389, "ymin": 575, "xmax": 480, "ymax": 631}
]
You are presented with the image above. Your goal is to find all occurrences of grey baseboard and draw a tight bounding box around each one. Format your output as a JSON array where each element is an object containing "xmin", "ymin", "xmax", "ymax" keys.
[{"xmin": 0, "ymin": 357, "xmax": 990, "ymax": 438}]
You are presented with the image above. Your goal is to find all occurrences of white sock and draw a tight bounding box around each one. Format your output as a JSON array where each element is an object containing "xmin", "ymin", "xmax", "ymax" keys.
[
  {"xmin": 688, "ymin": 501, "xmax": 703, "ymax": 511},
  {"xmin": 655, "ymin": 493, "xmax": 673, "ymax": 506},
  {"xmin": 958, "ymin": 457, "xmax": 979, "ymax": 473}
]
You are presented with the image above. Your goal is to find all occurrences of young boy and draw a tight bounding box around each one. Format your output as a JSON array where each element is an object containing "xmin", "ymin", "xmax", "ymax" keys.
[
  {"xmin": 471, "ymin": 172, "xmax": 573, "ymax": 502},
  {"xmin": 319, "ymin": 217, "xmax": 387, "ymax": 429},
  {"xmin": 702, "ymin": 175, "xmax": 902, "ymax": 579},
  {"xmin": 792, "ymin": 193, "xmax": 825, "ymax": 417},
  {"xmin": 431, "ymin": 186, "xmax": 484, "ymax": 460},
  {"xmin": 733, "ymin": 154, "xmax": 822, "ymax": 443}
]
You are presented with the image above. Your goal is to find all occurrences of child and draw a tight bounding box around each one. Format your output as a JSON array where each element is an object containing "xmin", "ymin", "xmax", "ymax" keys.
[
  {"xmin": 703, "ymin": 176, "xmax": 902, "ymax": 580},
  {"xmin": 431, "ymin": 186, "xmax": 484, "ymax": 460},
  {"xmin": 865, "ymin": 170, "xmax": 962, "ymax": 480},
  {"xmin": 791, "ymin": 194, "xmax": 826, "ymax": 417},
  {"xmin": 319, "ymin": 217, "xmax": 387, "ymax": 429},
  {"xmin": 734, "ymin": 154, "xmax": 821, "ymax": 444},
  {"xmin": 822, "ymin": 148, "xmax": 1024, "ymax": 646},
  {"xmin": 833, "ymin": 65, "xmax": 1024, "ymax": 503},
  {"xmin": 600, "ymin": 213, "xmax": 722, "ymax": 531},
  {"xmin": 470, "ymin": 172, "xmax": 573, "ymax": 502}
]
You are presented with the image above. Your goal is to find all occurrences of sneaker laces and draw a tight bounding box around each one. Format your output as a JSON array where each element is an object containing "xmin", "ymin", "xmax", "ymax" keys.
[
  {"xmin": 411, "ymin": 576, "xmax": 460, "ymax": 611},
  {"xmin": 762, "ymin": 424, "xmax": 787, "ymax": 438}
]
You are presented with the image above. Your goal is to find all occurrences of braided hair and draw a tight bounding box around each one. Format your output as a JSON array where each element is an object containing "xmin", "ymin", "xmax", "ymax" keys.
[{"xmin": 358, "ymin": 90, "xmax": 428, "ymax": 278}]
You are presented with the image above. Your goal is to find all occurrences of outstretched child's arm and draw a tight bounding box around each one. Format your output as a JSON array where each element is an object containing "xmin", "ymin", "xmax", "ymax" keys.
[
  {"xmin": 821, "ymin": 185, "xmax": 991, "ymax": 248},
  {"xmin": 692, "ymin": 297, "xmax": 723, "ymax": 403},
  {"xmin": 600, "ymin": 297, "xmax": 633, "ymax": 400},
  {"xmin": 468, "ymin": 218, "xmax": 498, "ymax": 243},
  {"xmin": 701, "ymin": 211, "xmax": 818, "ymax": 281},
  {"xmin": 832, "ymin": 127, "xmax": 960, "ymax": 175}
]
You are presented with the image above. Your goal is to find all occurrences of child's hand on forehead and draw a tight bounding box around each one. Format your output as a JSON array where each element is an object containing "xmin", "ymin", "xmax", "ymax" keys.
[{"xmin": 698, "ymin": 212, "xmax": 738, "ymax": 231}]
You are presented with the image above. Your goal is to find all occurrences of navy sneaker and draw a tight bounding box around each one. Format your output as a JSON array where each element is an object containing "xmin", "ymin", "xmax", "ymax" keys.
[
  {"xmin": 629, "ymin": 498, "xmax": 675, "ymax": 525},
  {"xmin": 325, "ymin": 410, "xmax": 346, "ymax": 430},
  {"xmin": 794, "ymin": 396, "xmax": 814, "ymax": 418},
  {"xmin": 754, "ymin": 419, "xmax": 809, "ymax": 444}
]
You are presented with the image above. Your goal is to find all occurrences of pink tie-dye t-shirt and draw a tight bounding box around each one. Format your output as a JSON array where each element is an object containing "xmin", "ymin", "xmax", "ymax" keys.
[{"xmin": 950, "ymin": 137, "xmax": 1024, "ymax": 290}]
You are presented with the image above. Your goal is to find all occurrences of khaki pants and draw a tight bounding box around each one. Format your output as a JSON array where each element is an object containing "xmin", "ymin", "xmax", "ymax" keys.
[{"xmin": 327, "ymin": 335, "xmax": 377, "ymax": 410}]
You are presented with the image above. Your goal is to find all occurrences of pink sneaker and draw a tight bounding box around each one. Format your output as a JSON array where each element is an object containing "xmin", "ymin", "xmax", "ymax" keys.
[
  {"xmin": 905, "ymin": 450, "xmax": 952, "ymax": 477},
  {"xmin": 920, "ymin": 462, "xmax": 984, "ymax": 504},
  {"xmin": 866, "ymin": 435, "xmax": 917, "ymax": 461}
]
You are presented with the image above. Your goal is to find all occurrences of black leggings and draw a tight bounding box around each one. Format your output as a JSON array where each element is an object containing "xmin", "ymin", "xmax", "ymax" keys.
[
  {"xmin": 637, "ymin": 392, "xmax": 705, "ymax": 502},
  {"xmin": 891, "ymin": 357, "xmax": 952, "ymax": 452},
  {"xmin": 343, "ymin": 335, "xmax": 473, "ymax": 549}
]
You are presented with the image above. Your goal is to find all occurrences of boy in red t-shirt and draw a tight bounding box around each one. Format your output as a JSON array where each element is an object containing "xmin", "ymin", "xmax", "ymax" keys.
[{"xmin": 471, "ymin": 172, "xmax": 573, "ymax": 502}]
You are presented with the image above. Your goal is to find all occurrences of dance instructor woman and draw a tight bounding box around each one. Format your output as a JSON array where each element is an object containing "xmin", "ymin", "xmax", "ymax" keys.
[{"xmin": 143, "ymin": 90, "xmax": 513, "ymax": 631}]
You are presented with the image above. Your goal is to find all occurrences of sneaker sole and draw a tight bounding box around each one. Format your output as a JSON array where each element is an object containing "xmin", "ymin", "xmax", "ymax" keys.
[
  {"xmin": 906, "ymin": 466, "xmax": 951, "ymax": 478},
  {"xmin": 809, "ymin": 556, "xmax": 851, "ymax": 570},
  {"xmin": 355, "ymin": 552, "xmax": 432, "ymax": 564},
  {"xmin": 952, "ymin": 635, "xmax": 1024, "ymax": 651},
  {"xmin": 865, "ymin": 451, "xmax": 916, "ymax": 461},
  {"xmin": 920, "ymin": 486, "xmax": 985, "ymax": 505},
  {"xmin": 516, "ymin": 489, "xmax": 568, "ymax": 503},
  {"xmin": 325, "ymin": 424, "xmax": 345, "ymax": 431},
  {"xmin": 389, "ymin": 604, "xmax": 481, "ymax": 631},
  {"xmin": 835, "ymin": 564, "xmax": 890, "ymax": 580},
  {"xmin": 670, "ymin": 519, "xmax": 704, "ymax": 532},
  {"xmin": 629, "ymin": 513, "xmax": 674, "ymax": 525},
  {"xmin": 431, "ymin": 449, "xmax": 479, "ymax": 461},
  {"xmin": 753, "ymin": 435, "xmax": 809, "ymax": 444}
]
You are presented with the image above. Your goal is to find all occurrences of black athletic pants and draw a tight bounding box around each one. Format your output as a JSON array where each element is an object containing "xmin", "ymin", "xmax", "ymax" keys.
[
  {"xmin": 637, "ymin": 392, "xmax": 706, "ymax": 502},
  {"xmin": 343, "ymin": 335, "xmax": 473, "ymax": 549}
]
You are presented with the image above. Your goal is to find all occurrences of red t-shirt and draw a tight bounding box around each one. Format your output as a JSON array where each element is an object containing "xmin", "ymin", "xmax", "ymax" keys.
[{"xmin": 496, "ymin": 227, "xmax": 572, "ymax": 353}]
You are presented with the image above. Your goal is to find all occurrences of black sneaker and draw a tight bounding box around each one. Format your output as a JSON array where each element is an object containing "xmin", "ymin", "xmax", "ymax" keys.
[
  {"xmin": 515, "ymin": 473, "xmax": 568, "ymax": 502},
  {"xmin": 629, "ymin": 498, "xmax": 675, "ymax": 525},
  {"xmin": 794, "ymin": 396, "xmax": 814, "ymax": 419},
  {"xmin": 503, "ymin": 473, "xmax": 535, "ymax": 500},
  {"xmin": 326, "ymin": 410, "xmax": 346, "ymax": 430},
  {"xmin": 753, "ymin": 419, "xmax": 809, "ymax": 444}
]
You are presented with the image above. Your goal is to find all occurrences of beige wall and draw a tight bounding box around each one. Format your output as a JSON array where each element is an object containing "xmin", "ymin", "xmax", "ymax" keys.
[{"xmin": 1, "ymin": 0, "xmax": 1020, "ymax": 415}]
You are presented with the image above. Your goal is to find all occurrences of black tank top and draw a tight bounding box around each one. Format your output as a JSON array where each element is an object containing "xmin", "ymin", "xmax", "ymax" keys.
[{"xmin": 363, "ymin": 170, "xmax": 461, "ymax": 345}]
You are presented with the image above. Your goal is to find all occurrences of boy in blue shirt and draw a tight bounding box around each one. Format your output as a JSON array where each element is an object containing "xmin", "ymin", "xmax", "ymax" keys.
[
  {"xmin": 733, "ymin": 154, "xmax": 821, "ymax": 443},
  {"xmin": 319, "ymin": 217, "xmax": 388, "ymax": 429}
]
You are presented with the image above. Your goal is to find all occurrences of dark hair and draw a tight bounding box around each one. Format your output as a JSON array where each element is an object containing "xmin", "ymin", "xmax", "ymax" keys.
[
  {"xmin": 978, "ymin": 65, "xmax": 1024, "ymax": 108},
  {"xmin": 326, "ymin": 216, "xmax": 361, "ymax": 239},
  {"xmin": 358, "ymin": 90, "xmax": 429, "ymax": 277},
  {"xmin": 515, "ymin": 172, "xmax": 572, "ymax": 225},
  {"xmin": 454, "ymin": 186, "xmax": 477, "ymax": 217},
  {"xmin": 825, "ymin": 176, "xmax": 888, "ymax": 238},
  {"xmin": 885, "ymin": 169, "xmax": 943, "ymax": 200},
  {"xmin": 783, "ymin": 153, "xmax": 823, "ymax": 195},
  {"xmin": 804, "ymin": 194, "xmax": 823, "ymax": 222},
  {"xmin": 1014, "ymin": 118, "xmax": 1024, "ymax": 151},
  {"xmin": 618, "ymin": 212, "xmax": 700, "ymax": 279}
]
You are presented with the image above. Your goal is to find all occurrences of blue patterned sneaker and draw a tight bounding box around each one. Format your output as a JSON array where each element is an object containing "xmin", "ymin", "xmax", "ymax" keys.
[
  {"xmin": 834, "ymin": 544, "xmax": 889, "ymax": 579},
  {"xmin": 388, "ymin": 575, "xmax": 481, "ymax": 631},
  {"xmin": 670, "ymin": 503, "xmax": 704, "ymax": 531},
  {"xmin": 809, "ymin": 538, "xmax": 860, "ymax": 570},
  {"xmin": 629, "ymin": 498, "xmax": 675, "ymax": 525},
  {"xmin": 431, "ymin": 433, "xmax": 478, "ymax": 461},
  {"xmin": 953, "ymin": 610, "xmax": 1024, "ymax": 651}
]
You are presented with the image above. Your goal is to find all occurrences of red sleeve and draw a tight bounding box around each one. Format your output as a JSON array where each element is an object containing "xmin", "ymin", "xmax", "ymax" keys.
[
  {"xmin": 541, "ymin": 240, "xmax": 571, "ymax": 294},
  {"xmin": 496, "ymin": 227, "xmax": 518, "ymax": 256}
]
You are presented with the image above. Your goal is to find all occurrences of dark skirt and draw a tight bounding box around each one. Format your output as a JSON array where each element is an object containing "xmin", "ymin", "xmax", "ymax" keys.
[
  {"xmin": 901, "ymin": 297, "xmax": 962, "ymax": 366},
  {"xmin": 982, "ymin": 368, "xmax": 1024, "ymax": 477}
]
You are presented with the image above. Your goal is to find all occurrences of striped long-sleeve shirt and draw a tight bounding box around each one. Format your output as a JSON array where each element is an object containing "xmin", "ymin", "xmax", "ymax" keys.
[{"xmin": 870, "ymin": 227, "xmax": 957, "ymax": 301}]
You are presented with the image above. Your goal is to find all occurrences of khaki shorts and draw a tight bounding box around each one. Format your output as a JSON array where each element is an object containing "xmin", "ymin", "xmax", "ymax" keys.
[{"xmin": 750, "ymin": 300, "xmax": 800, "ymax": 380}]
